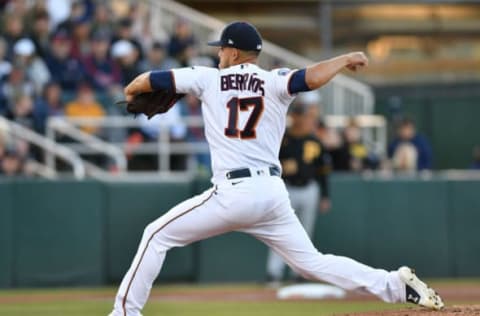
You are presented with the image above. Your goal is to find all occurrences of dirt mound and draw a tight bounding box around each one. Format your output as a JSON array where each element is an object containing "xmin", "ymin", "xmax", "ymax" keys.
[{"xmin": 339, "ymin": 305, "xmax": 480, "ymax": 316}]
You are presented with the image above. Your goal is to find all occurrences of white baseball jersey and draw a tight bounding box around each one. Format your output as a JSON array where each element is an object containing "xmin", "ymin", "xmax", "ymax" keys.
[{"xmin": 171, "ymin": 63, "xmax": 296, "ymax": 182}]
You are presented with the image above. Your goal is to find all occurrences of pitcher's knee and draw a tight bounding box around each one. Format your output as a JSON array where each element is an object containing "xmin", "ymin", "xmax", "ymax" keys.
[
  {"xmin": 143, "ymin": 223, "xmax": 157, "ymax": 238},
  {"xmin": 141, "ymin": 223, "xmax": 171, "ymax": 252}
]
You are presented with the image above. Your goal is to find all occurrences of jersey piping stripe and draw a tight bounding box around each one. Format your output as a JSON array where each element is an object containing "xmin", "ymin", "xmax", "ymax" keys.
[{"xmin": 121, "ymin": 187, "xmax": 217, "ymax": 316}]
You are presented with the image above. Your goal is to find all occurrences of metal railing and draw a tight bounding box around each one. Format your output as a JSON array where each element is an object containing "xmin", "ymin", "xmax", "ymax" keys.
[
  {"xmin": 45, "ymin": 114, "xmax": 386, "ymax": 177},
  {"xmin": 0, "ymin": 117, "xmax": 86, "ymax": 179},
  {"xmin": 150, "ymin": 0, "xmax": 375, "ymax": 116},
  {"xmin": 46, "ymin": 117, "xmax": 128, "ymax": 174},
  {"xmin": 46, "ymin": 116, "xmax": 209, "ymax": 176}
]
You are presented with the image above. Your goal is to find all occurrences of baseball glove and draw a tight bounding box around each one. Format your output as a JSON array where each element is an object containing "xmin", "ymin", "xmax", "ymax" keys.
[{"xmin": 117, "ymin": 90, "xmax": 185, "ymax": 119}]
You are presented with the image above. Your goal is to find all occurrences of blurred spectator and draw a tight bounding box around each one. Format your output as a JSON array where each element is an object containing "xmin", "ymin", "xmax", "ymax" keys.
[
  {"xmin": 329, "ymin": 120, "xmax": 377, "ymax": 171},
  {"xmin": 41, "ymin": 81, "xmax": 64, "ymax": 117},
  {"xmin": 128, "ymin": 3, "xmax": 154, "ymax": 49},
  {"xmin": 45, "ymin": 30, "xmax": 85, "ymax": 91},
  {"xmin": 138, "ymin": 105, "xmax": 186, "ymax": 142},
  {"xmin": 178, "ymin": 42, "xmax": 198, "ymax": 68},
  {"xmin": 3, "ymin": 0, "xmax": 29, "ymax": 18},
  {"xmin": 45, "ymin": 0, "xmax": 72, "ymax": 30},
  {"xmin": 168, "ymin": 19, "xmax": 196, "ymax": 64},
  {"xmin": 344, "ymin": 122, "xmax": 370, "ymax": 170},
  {"xmin": 179, "ymin": 94, "xmax": 210, "ymax": 171},
  {"xmin": 471, "ymin": 145, "xmax": 480, "ymax": 170},
  {"xmin": 13, "ymin": 38, "xmax": 51, "ymax": 94},
  {"xmin": 0, "ymin": 37, "xmax": 12, "ymax": 79},
  {"xmin": 82, "ymin": 30, "xmax": 121, "ymax": 90},
  {"xmin": 180, "ymin": 95, "xmax": 203, "ymax": 141},
  {"xmin": 0, "ymin": 115, "xmax": 30, "ymax": 159},
  {"xmin": 112, "ymin": 18, "xmax": 143, "ymax": 61},
  {"xmin": 29, "ymin": 8, "xmax": 51, "ymax": 59},
  {"xmin": 391, "ymin": 142, "xmax": 418, "ymax": 172},
  {"xmin": 69, "ymin": 17, "xmax": 92, "ymax": 59},
  {"xmin": 304, "ymin": 92, "xmax": 370, "ymax": 172},
  {"xmin": 0, "ymin": 145, "xmax": 25, "ymax": 176},
  {"xmin": 302, "ymin": 92, "xmax": 376, "ymax": 172},
  {"xmin": 315, "ymin": 119, "xmax": 342, "ymax": 154},
  {"xmin": 56, "ymin": 0, "xmax": 94, "ymax": 35},
  {"xmin": 5, "ymin": 94, "xmax": 37, "ymax": 132},
  {"xmin": 0, "ymin": 67, "xmax": 35, "ymax": 114},
  {"xmin": 388, "ymin": 117, "xmax": 433, "ymax": 171},
  {"xmin": 64, "ymin": 82, "xmax": 105, "ymax": 135},
  {"xmin": 91, "ymin": 3, "xmax": 114, "ymax": 35},
  {"xmin": 2, "ymin": 14, "xmax": 26, "ymax": 59},
  {"xmin": 111, "ymin": 40, "xmax": 142, "ymax": 86},
  {"xmin": 33, "ymin": 81, "xmax": 65, "ymax": 134},
  {"xmin": 140, "ymin": 41, "xmax": 179, "ymax": 72}
]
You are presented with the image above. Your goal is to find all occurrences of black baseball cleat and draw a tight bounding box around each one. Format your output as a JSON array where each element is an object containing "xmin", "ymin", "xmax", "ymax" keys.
[{"xmin": 398, "ymin": 266, "xmax": 444, "ymax": 310}]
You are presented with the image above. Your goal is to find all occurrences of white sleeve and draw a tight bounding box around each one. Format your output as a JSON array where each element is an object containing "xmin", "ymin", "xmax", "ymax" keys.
[
  {"xmin": 272, "ymin": 68, "xmax": 297, "ymax": 104},
  {"xmin": 171, "ymin": 66, "xmax": 217, "ymax": 98}
]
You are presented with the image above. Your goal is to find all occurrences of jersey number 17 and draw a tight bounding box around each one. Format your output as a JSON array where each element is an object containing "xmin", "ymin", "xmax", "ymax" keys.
[{"xmin": 224, "ymin": 96, "xmax": 264, "ymax": 139}]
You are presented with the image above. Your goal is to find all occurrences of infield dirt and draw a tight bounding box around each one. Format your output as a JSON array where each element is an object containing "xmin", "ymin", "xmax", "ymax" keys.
[{"xmin": 339, "ymin": 305, "xmax": 480, "ymax": 316}]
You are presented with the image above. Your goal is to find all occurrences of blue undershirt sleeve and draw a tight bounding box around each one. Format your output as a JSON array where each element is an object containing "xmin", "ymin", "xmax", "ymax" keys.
[
  {"xmin": 288, "ymin": 69, "xmax": 311, "ymax": 94},
  {"xmin": 149, "ymin": 70, "xmax": 175, "ymax": 91}
]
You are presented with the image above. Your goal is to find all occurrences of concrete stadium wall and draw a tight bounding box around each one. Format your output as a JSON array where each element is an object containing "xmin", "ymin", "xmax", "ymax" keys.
[{"xmin": 0, "ymin": 176, "xmax": 479, "ymax": 288}]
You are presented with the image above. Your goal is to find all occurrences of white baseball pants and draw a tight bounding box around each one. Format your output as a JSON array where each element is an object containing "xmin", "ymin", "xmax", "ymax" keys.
[
  {"xmin": 111, "ymin": 174, "xmax": 405, "ymax": 316},
  {"xmin": 267, "ymin": 181, "xmax": 319, "ymax": 281}
]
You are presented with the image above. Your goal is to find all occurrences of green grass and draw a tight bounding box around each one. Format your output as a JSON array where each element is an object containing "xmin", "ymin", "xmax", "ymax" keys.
[
  {"xmin": 1, "ymin": 280, "xmax": 478, "ymax": 316},
  {"xmin": 0, "ymin": 299, "xmax": 405, "ymax": 316},
  {"xmin": 0, "ymin": 285, "xmax": 408, "ymax": 316}
]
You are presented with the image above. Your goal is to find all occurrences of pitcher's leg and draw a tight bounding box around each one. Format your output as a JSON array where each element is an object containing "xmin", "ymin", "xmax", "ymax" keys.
[
  {"xmin": 244, "ymin": 210, "xmax": 405, "ymax": 303},
  {"xmin": 113, "ymin": 235, "xmax": 164, "ymax": 316},
  {"xmin": 111, "ymin": 187, "xmax": 233, "ymax": 316},
  {"xmin": 266, "ymin": 186, "xmax": 302, "ymax": 281}
]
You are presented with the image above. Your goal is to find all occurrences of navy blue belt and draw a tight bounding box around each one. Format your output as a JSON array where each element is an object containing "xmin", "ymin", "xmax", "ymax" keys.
[{"xmin": 226, "ymin": 166, "xmax": 281, "ymax": 180}]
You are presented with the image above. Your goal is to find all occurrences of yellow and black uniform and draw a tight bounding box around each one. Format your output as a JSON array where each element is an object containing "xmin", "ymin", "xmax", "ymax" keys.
[{"xmin": 280, "ymin": 132, "xmax": 330, "ymax": 198}]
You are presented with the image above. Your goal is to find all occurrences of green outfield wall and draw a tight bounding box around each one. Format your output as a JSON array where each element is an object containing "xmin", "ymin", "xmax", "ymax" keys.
[
  {"xmin": 0, "ymin": 180, "xmax": 13, "ymax": 288},
  {"xmin": 0, "ymin": 176, "xmax": 479, "ymax": 288}
]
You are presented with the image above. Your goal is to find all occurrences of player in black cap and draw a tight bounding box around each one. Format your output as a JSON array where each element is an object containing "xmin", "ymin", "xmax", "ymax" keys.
[
  {"xmin": 208, "ymin": 21, "xmax": 263, "ymax": 52},
  {"xmin": 207, "ymin": 21, "xmax": 262, "ymax": 69}
]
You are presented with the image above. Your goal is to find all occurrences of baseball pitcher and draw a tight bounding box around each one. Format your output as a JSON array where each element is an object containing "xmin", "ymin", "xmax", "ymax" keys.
[{"xmin": 110, "ymin": 21, "xmax": 443, "ymax": 316}]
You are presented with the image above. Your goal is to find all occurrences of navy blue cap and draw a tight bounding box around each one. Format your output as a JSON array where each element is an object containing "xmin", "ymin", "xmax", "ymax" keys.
[{"xmin": 208, "ymin": 21, "xmax": 262, "ymax": 52}]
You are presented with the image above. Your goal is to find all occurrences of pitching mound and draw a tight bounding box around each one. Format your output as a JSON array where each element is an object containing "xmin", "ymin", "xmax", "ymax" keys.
[{"xmin": 340, "ymin": 305, "xmax": 480, "ymax": 316}]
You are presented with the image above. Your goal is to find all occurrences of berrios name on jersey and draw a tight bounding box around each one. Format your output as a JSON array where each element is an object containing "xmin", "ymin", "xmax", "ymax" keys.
[{"xmin": 220, "ymin": 73, "xmax": 265, "ymax": 96}]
